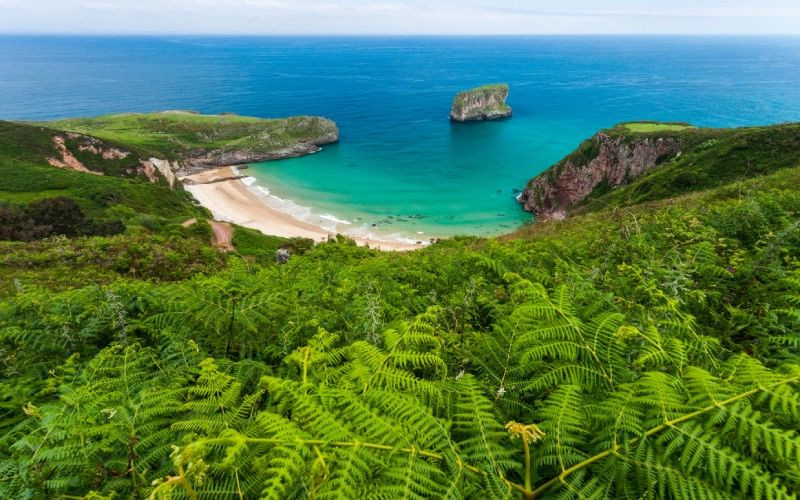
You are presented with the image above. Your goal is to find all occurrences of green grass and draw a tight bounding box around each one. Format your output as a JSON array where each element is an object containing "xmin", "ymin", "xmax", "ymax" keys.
[
  {"xmin": 3, "ymin": 110, "xmax": 800, "ymax": 498},
  {"xmin": 232, "ymin": 226, "xmax": 314, "ymax": 264},
  {"xmin": 471, "ymin": 83, "xmax": 508, "ymax": 91},
  {"xmin": 0, "ymin": 160, "xmax": 202, "ymax": 220},
  {"xmin": 512, "ymin": 163, "xmax": 800, "ymax": 241},
  {"xmin": 0, "ymin": 189, "xmax": 69, "ymax": 204},
  {"xmin": 528, "ymin": 121, "xmax": 800, "ymax": 217},
  {"xmin": 0, "ymin": 120, "xmax": 208, "ymax": 243},
  {"xmin": 3, "ymin": 140, "xmax": 800, "ymax": 497},
  {"xmin": 622, "ymin": 122, "xmax": 694, "ymax": 133},
  {"xmin": 453, "ymin": 84, "xmax": 510, "ymax": 108},
  {"xmin": 42, "ymin": 111, "xmax": 337, "ymax": 161},
  {"xmin": 0, "ymin": 229, "xmax": 225, "ymax": 295}
]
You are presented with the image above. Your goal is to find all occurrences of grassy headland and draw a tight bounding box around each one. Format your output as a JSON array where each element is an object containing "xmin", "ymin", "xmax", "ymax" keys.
[{"xmin": 42, "ymin": 111, "xmax": 339, "ymax": 162}]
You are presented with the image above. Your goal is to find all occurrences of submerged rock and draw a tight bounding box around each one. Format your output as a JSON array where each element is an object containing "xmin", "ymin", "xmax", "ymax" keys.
[{"xmin": 450, "ymin": 84, "xmax": 512, "ymax": 122}]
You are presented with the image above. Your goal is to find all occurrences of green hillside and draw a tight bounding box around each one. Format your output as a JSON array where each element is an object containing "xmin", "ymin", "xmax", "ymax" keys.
[
  {"xmin": 0, "ymin": 117, "xmax": 320, "ymax": 294},
  {"xmin": 0, "ymin": 118, "xmax": 799, "ymax": 499}
]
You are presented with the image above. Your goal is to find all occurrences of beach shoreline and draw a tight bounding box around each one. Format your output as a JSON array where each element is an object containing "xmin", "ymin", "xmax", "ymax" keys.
[{"xmin": 182, "ymin": 167, "xmax": 426, "ymax": 252}]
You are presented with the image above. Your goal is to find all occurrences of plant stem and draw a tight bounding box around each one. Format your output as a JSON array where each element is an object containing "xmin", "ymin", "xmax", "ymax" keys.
[{"xmin": 522, "ymin": 437, "xmax": 532, "ymax": 491}]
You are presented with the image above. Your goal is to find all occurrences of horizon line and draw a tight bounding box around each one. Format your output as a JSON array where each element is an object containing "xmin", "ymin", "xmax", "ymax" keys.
[{"xmin": 2, "ymin": 32, "xmax": 800, "ymax": 37}]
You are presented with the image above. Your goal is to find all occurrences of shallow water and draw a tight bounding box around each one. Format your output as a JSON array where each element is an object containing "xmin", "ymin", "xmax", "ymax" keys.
[{"xmin": 3, "ymin": 35, "xmax": 800, "ymax": 239}]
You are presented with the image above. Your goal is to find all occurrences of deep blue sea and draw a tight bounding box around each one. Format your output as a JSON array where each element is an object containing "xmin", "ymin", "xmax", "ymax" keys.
[{"xmin": 2, "ymin": 36, "xmax": 800, "ymax": 239}]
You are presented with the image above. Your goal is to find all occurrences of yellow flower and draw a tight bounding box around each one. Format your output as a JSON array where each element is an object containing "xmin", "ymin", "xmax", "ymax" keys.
[{"xmin": 505, "ymin": 421, "xmax": 545, "ymax": 443}]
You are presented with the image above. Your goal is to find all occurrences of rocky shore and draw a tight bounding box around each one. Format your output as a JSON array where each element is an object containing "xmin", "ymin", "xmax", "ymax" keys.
[{"xmin": 181, "ymin": 117, "xmax": 339, "ymax": 172}]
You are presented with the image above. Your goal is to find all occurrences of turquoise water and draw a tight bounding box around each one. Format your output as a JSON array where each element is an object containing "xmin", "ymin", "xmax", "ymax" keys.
[{"xmin": 2, "ymin": 36, "xmax": 800, "ymax": 239}]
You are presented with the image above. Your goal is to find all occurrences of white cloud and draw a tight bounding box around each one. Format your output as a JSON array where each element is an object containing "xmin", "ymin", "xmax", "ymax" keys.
[{"xmin": 0, "ymin": 0, "xmax": 798, "ymax": 34}]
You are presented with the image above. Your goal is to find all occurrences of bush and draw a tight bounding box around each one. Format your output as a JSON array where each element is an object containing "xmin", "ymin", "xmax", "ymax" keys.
[
  {"xmin": 1, "ymin": 197, "xmax": 126, "ymax": 241},
  {"xmin": 24, "ymin": 196, "xmax": 87, "ymax": 237},
  {"xmin": 91, "ymin": 219, "xmax": 126, "ymax": 236}
]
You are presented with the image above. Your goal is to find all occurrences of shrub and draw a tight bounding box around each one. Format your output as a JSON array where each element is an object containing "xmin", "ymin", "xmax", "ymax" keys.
[{"xmin": 23, "ymin": 196, "xmax": 87, "ymax": 237}]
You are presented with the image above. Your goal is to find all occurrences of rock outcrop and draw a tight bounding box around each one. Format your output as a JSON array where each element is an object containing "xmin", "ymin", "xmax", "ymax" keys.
[
  {"xmin": 44, "ymin": 131, "xmax": 179, "ymax": 187},
  {"xmin": 518, "ymin": 131, "xmax": 683, "ymax": 219},
  {"xmin": 47, "ymin": 135, "xmax": 103, "ymax": 176},
  {"xmin": 139, "ymin": 158, "xmax": 180, "ymax": 188},
  {"xmin": 450, "ymin": 84, "xmax": 512, "ymax": 122}
]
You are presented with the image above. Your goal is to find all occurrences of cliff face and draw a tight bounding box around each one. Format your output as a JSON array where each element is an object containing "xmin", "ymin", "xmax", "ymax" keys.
[
  {"xmin": 518, "ymin": 132, "xmax": 683, "ymax": 219},
  {"xmin": 450, "ymin": 84, "xmax": 512, "ymax": 122}
]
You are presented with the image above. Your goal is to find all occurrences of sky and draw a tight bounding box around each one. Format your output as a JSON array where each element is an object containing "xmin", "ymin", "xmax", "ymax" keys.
[{"xmin": 0, "ymin": 0, "xmax": 799, "ymax": 35}]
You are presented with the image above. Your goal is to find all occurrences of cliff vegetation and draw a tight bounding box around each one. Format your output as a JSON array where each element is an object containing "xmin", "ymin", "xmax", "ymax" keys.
[{"xmin": 519, "ymin": 121, "xmax": 800, "ymax": 219}]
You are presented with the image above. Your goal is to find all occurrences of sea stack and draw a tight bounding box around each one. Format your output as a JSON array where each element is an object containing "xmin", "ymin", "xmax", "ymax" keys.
[{"xmin": 450, "ymin": 83, "xmax": 512, "ymax": 122}]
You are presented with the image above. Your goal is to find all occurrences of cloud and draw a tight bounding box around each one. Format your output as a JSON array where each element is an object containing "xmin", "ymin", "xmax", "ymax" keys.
[{"xmin": 0, "ymin": 0, "xmax": 798, "ymax": 34}]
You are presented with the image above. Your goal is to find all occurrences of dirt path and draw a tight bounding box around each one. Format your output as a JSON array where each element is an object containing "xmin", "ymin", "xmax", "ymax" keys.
[{"xmin": 209, "ymin": 220, "xmax": 234, "ymax": 252}]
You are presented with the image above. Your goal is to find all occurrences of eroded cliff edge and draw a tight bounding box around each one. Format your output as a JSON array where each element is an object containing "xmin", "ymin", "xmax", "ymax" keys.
[
  {"xmin": 450, "ymin": 84, "xmax": 512, "ymax": 122},
  {"xmin": 518, "ymin": 123, "xmax": 687, "ymax": 219}
]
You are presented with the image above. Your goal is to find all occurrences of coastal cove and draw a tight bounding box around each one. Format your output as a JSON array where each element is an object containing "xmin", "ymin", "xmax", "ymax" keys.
[
  {"xmin": 182, "ymin": 166, "xmax": 424, "ymax": 250},
  {"xmin": 3, "ymin": 36, "xmax": 800, "ymax": 241},
  {"xmin": 5, "ymin": 15, "xmax": 800, "ymax": 498}
]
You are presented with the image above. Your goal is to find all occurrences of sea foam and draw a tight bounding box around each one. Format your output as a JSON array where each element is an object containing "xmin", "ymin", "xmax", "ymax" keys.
[{"xmin": 240, "ymin": 177, "xmax": 428, "ymax": 246}]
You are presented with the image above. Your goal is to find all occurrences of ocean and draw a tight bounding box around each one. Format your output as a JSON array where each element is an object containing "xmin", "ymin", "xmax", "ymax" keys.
[{"xmin": 2, "ymin": 35, "xmax": 800, "ymax": 239}]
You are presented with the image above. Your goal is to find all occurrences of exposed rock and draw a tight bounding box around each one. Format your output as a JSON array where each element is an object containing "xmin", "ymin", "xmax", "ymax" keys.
[
  {"xmin": 46, "ymin": 132, "xmax": 181, "ymax": 189},
  {"xmin": 181, "ymin": 118, "xmax": 339, "ymax": 173},
  {"xmin": 77, "ymin": 141, "xmax": 130, "ymax": 160},
  {"xmin": 47, "ymin": 136, "xmax": 102, "ymax": 176},
  {"xmin": 518, "ymin": 132, "xmax": 683, "ymax": 219},
  {"xmin": 142, "ymin": 158, "xmax": 179, "ymax": 188},
  {"xmin": 182, "ymin": 141, "xmax": 334, "ymax": 172},
  {"xmin": 43, "ymin": 113, "xmax": 339, "ymax": 178},
  {"xmin": 450, "ymin": 84, "xmax": 512, "ymax": 122},
  {"xmin": 275, "ymin": 248, "xmax": 291, "ymax": 264}
]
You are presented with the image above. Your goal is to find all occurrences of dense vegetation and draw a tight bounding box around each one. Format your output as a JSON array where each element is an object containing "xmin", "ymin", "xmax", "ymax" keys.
[
  {"xmin": 1, "ymin": 120, "xmax": 799, "ymax": 499},
  {"xmin": 0, "ymin": 196, "xmax": 125, "ymax": 241}
]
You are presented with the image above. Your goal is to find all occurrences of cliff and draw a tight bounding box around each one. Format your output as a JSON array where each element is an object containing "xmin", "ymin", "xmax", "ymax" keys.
[
  {"xmin": 450, "ymin": 84, "xmax": 512, "ymax": 122},
  {"xmin": 518, "ymin": 121, "xmax": 800, "ymax": 219},
  {"xmin": 43, "ymin": 112, "xmax": 339, "ymax": 175},
  {"xmin": 518, "ymin": 126, "xmax": 683, "ymax": 219}
]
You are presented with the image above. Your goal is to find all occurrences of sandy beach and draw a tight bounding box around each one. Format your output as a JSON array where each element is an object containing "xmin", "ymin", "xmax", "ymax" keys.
[{"xmin": 182, "ymin": 167, "xmax": 424, "ymax": 251}]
